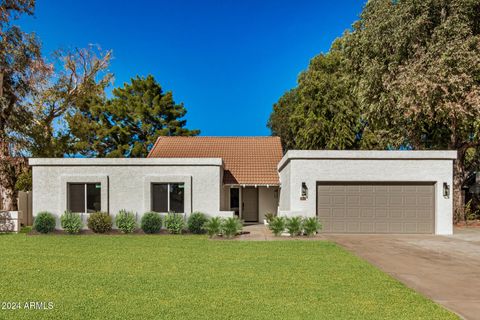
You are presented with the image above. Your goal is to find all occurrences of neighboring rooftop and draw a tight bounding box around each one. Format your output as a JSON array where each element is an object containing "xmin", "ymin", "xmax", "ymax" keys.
[{"xmin": 148, "ymin": 136, "xmax": 283, "ymax": 185}]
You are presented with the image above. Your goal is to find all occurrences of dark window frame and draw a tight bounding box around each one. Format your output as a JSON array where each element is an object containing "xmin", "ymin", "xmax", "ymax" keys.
[
  {"xmin": 67, "ymin": 183, "xmax": 102, "ymax": 213},
  {"xmin": 151, "ymin": 183, "xmax": 185, "ymax": 213}
]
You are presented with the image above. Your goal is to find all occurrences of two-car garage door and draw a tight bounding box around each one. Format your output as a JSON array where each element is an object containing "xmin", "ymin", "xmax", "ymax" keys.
[{"xmin": 317, "ymin": 182, "xmax": 435, "ymax": 234}]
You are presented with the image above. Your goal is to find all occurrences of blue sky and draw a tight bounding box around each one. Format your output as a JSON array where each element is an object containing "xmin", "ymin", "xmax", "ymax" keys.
[{"xmin": 18, "ymin": 0, "xmax": 365, "ymax": 136}]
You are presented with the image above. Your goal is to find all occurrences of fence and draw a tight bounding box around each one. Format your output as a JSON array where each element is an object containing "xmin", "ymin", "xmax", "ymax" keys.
[{"xmin": 17, "ymin": 191, "xmax": 33, "ymax": 226}]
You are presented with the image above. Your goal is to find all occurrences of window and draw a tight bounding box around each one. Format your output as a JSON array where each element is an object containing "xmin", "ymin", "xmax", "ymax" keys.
[
  {"xmin": 152, "ymin": 183, "xmax": 184, "ymax": 213},
  {"xmin": 68, "ymin": 183, "xmax": 101, "ymax": 213},
  {"xmin": 230, "ymin": 188, "xmax": 240, "ymax": 217}
]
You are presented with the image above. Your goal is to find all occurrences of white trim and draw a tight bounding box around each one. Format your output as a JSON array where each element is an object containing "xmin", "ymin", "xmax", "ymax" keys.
[
  {"xmin": 278, "ymin": 150, "xmax": 458, "ymax": 171},
  {"xmin": 29, "ymin": 158, "xmax": 223, "ymax": 167}
]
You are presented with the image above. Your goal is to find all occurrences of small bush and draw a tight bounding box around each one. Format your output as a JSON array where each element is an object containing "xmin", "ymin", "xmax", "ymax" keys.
[
  {"xmin": 264, "ymin": 212, "xmax": 275, "ymax": 223},
  {"xmin": 33, "ymin": 211, "xmax": 56, "ymax": 234},
  {"xmin": 204, "ymin": 217, "xmax": 222, "ymax": 238},
  {"xmin": 268, "ymin": 216, "xmax": 286, "ymax": 236},
  {"xmin": 285, "ymin": 216, "xmax": 303, "ymax": 237},
  {"xmin": 164, "ymin": 212, "xmax": 185, "ymax": 234},
  {"xmin": 303, "ymin": 217, "xmax": 322, "ymax": 236},
  {"xmin": 87, "ymin": 212, "xmax": 112, "ymax": 233},
  {"xmin": 141, "ymin": 212, "xmax": 162, "ymax": 234},
  {"xmin": 115, "ymin": 210, "xmax": 137, "ymax": 233},
  {"xmin": 222, "ymin": 216, "xmax": 243, "ymax": 239},
  {"xmin": 187, "ymin": 212, "xmax": 208, "ymax": 234},
  {"xmin": 60, "ymin": 211, "xmax": 82, "ymax": 234}
]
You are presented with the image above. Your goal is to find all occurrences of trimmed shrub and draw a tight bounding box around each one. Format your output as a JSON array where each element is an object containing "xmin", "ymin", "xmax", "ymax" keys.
[
  {"xmin": 60, "ymin": 211, "xmax": 82, "ymax": 234},
  {"xmin": 222, "ymin": 216, "xmax": 243, "ymax": 239},
  {"xmin": 141, "ymin": 212, "xmax": 162, "ymax": 234},
  {"xmin": 264, "ymin": 212, "xmax": 275, "ymax": 223},
  {"xmin": 87, "ymin": 212, "xmax": 112, "ymax": 233},
  {"xmin": 187, "ymin": 212, "xmax": 208, "ymax": 234},
  {"xmin": 164, "ymin": 212, "xmax": 185, "ymax": 234},
  {"xmin": 33, "ymin": 211, "xmax": 56, "ymax": 234},
  {"xmin": 204, "ymin": 216, "xmax": 222, "ymax": 238},
  {"xmin": 115, "ymin": 210, "xmax": 137, "ymax": 233},
  {"xmin": 285, "ymin": 216, "xmax": 303, "ymax": 237},
  {"xmin": 303, "ymin": 217, "xmax": 322, "ymax": 236},
  {"xmin": 268, "ymin": 216, "xmax": 286, "ymax": 236}
]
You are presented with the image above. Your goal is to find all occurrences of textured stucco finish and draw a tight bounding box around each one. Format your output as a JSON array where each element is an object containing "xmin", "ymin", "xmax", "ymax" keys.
[
  {"xmin": 278, "ymin": 151, "xmax": 456, "ymax": 235},
  {"xmin": 31, "ymin": 159, "xmax": 233, "ymax": 226},
  {"xmin": 258, "ymin": 187, "xmax": 278, "ymax": 222}
]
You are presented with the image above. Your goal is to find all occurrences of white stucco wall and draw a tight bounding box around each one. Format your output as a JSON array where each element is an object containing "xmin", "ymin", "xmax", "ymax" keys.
[
  {"xmin": 30, "ymin": 158, "xmax": 233, "ymax": 228},
  {"xmin": 258, "ymin": 187, "xmax": 279, "ymax": 221},
  {"xmin": 278, "ymin": 150, "xmax": 457, "ymax": 235}
]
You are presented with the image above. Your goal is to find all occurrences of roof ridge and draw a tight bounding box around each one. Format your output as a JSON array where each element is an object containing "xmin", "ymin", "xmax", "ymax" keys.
[{"xmin": 156, "ymin": 136, "xmax": 279, "ymax": 139}]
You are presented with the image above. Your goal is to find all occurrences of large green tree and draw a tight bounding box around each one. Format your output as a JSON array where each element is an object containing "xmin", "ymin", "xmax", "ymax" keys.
[
  {"xmin": 268, "ymin": 42, "xmax": 363, "ymax": 150},
  {"xmin": 69, "ymin": 75, "xmax": 199, "ymax": 157},
  {"xmin": 269, "ymin": 0, "xmax": 480, "ymax": 221},
  {"xmin": 19, "ymin": 46, "xmax": 112, "ymax": 157},
  {"xmin": 345, "ymin": 0, "xmax": 480, "ymax": 221}
]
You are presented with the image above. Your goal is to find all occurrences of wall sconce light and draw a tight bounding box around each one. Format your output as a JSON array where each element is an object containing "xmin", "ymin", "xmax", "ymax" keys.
[
  {"xmin": 443, "ymin": 182, "xmax": 450, "ymax": 199},
  {"xmin": 301, "ymin": 182, "xmax": 308, "ymax": 200}
]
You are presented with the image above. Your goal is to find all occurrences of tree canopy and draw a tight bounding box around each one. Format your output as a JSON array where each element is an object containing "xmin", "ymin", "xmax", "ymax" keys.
[
  {"xmin": 69, "ymin": 75, "xmax": 200, "ymax": 157},
  {"xmin": 269, "ymin": 42, "xmax": 363, "ymax": 150},
  {"xmin": 269, "ymin": 0, "xmax": 480, "ymax": 220}
]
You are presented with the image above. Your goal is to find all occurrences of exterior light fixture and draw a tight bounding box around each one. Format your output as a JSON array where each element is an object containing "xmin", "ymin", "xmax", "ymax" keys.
[
  {"xmin": 443, "ymin": 182, "xmax": 450, "ymax": 198},
  {"xmin": 301, "ymin": 182, "xmax": 308, "ymax": 200}
]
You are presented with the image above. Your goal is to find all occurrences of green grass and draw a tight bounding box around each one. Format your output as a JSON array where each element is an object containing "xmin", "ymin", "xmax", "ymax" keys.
[{"xmin": 0, "ymin": 234, "xmax": 457, "ymax": 319}]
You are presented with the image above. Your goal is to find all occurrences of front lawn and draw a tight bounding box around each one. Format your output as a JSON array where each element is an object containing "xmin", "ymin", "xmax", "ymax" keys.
[{"xmin": 0, "ymin": 235, "xmax": 457, "ymax": 319}]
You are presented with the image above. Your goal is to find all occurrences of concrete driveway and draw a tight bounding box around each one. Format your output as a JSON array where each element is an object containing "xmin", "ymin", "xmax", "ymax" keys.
[{"xmin": 325, "ymin": 228, "xmax": 480, "ymax": 320}]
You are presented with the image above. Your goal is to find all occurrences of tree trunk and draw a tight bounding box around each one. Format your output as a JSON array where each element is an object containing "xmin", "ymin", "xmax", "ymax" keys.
[
  {"xmin": 0, "ymin": 135, "xmax": 18, "ymax": 211},
  {"xmin": 452, "ymin": 156, "xmax": 465, "ymax": 224}
]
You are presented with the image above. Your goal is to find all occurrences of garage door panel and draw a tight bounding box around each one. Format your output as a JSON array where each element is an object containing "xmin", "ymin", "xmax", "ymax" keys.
[
  {"xmin": 360, "ymin": 196, "xmax": 374, "ymax": 206},
  {"xmin": 347, "ymin": 196, "xmax": 360, "ymax": 205},
  {"xmin": 375, "ymin": 208, "xmax": 388, "ymax": 218},
  {"xmin": 418, "ymin": 196, "xmax": 433, "ymax": 206},
  {"xmin": 332, "ymin": 186, "xmax": 347, "ymax": 192},
  {"xmin": 390, "ymin": 208, "xmax": 403, "ymax": 219},
  {"xmin": 317, "ymin": 183, "xmax": 434, "ymax": 234},
  {"xmin": 346, "ymin": 208, "xmax": 360, "ymax": 218},
  {"xmin": 375, "ymin": 196, "xmax": 389, "ymax": 206},
  {"xmin": 389, "ymin": 195, "xmax": 403, "ymax": 206},
  {"xmin": 317, "ymin": 195, "xmax": 332, "ymax": 205},
  {"xmin": 360, "ymin": 185, "xmax": 374, "ymax": 192},
  {"xmin": 360, "ymin": 208, "xmax": 374, "ymax": 218},
  {"xmin": 347, "ymin": 222, "xmax": 360, "ymax": 232},
  {"xmin": 389, "ymin": 185, "xmax": 403, "ymax": 193},
  {"xmin": 333, "ymin": 196, "xmax": 346, "ymax": 206},
  {"xmin": 332, "ymin": 221, "xmax": 347, "ymax": 232}
]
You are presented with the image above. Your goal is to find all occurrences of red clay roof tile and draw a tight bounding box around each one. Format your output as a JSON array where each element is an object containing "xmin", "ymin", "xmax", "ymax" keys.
[{"xmin": 148, "ymin": 136, "xmax": 283, "ymax": 185}]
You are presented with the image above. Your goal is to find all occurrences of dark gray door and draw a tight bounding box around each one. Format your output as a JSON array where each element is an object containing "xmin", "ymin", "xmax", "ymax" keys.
[
  {"xmin": 317, "ymin": 183, "xmax": 435, "ymax": 234},
  {"xmin": 242, "ymin": 187, "xmax": 258, "ymax": 222}
]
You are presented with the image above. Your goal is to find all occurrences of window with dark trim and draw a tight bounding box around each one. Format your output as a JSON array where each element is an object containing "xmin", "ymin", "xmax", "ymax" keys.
[
  {"xmin": 68, "ymin": 183, "xmax": 101, "ymax": 213},
  {"xmin": 151, "ymin": 183, "xmax": 184, "ymax": 213}
]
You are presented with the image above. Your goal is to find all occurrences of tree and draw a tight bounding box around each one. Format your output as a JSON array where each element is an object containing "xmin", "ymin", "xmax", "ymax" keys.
[
  {"xmin": 268, "ymin": 41, "xmax": 363, "ymax": 150},
  {"xmin": 18, "ymin": 46, "xmax": 112, "ymax": 157},
  {"xmin": 268, "ymin": 88, "xmax": 298, "ymax": 150},
  {"xmin": 0, "ymin": 0, "xmax": 46, "ymax": 210},
  {"xmin": 69, "ymin": 75, "xmax": 199, "ymax": 157},
  {"xmin": 344, "ymin": 0, "xmax": 480, "ymax": 221}
]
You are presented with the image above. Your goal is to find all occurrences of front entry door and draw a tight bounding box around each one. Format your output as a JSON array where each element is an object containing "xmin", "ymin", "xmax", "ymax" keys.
[{"xmin": 242, "ymin": 187, "xmax": 258, "ymax": 222}]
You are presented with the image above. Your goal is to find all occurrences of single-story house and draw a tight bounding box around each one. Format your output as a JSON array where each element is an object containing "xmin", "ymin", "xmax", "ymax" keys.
[{"xmin": 29, "ymin": 136, "xmax": 457, "ymax": 235}]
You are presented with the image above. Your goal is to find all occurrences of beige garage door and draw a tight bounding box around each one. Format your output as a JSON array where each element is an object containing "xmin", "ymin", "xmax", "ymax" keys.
[{"xmin": 317, "ymin": 183, "xmax": 435, "ymax": 234}]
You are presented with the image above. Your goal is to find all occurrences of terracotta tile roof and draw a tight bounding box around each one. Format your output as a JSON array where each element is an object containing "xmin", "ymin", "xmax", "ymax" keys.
[{"xmin": 148, "ymin": 136, "xmax": 283, "ymax": 185}]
